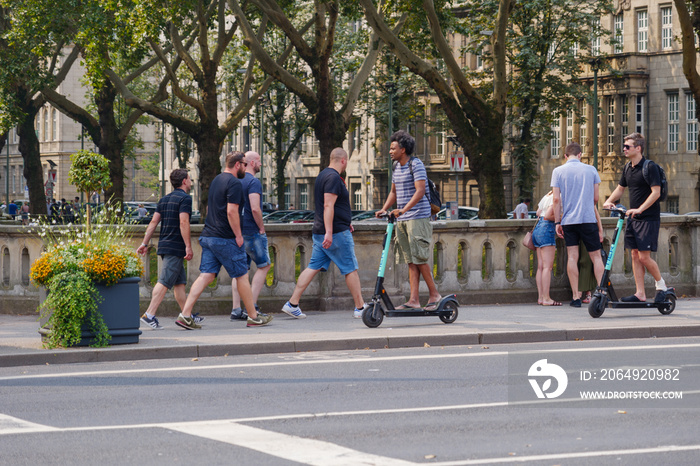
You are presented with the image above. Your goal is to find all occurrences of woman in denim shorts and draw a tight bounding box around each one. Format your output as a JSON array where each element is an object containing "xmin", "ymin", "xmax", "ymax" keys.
[{"xmin": 532, "ymin": 191, "xmax": 561, "ymax": 306}]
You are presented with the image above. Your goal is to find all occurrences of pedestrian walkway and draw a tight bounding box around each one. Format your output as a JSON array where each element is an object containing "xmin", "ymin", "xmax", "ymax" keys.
[{"xmin": 1, "ymin": 299, "xmax": 699, "ymax": 367}]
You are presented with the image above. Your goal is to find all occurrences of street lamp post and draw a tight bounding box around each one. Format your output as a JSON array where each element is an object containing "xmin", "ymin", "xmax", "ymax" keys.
[
  {"xmin": 385, "ymin": 81, "xmax": 396, "ymax": 197},
  {"xmin": 589, "ymin": 57, "xmax": 602, "ymax": 170}
]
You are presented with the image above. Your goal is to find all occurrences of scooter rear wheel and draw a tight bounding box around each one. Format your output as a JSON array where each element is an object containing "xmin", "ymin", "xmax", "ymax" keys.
[
  {"xmin": 588, "ymin": 295, "xmax": 606, "ymax": 318},
  {"xmin": 439, "ymin": 301, "xmax": 458, "ymax": 323},
  {"xmin": 658, "ymin": 294, "xmax": 676, "ymax": 315},
  {"xmin": 362, "ymin": 302, "xmax": 384, "ymax": 328}
]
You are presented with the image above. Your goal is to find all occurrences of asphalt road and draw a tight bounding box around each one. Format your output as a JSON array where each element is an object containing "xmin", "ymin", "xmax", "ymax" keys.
[{"xmin": 1, "ymin": 337, "xmax": 700, "ymax": 465}]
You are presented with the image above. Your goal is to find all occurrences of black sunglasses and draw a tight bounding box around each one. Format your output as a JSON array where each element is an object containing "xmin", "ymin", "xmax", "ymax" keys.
[{"xmin": 622, "ymin": 144, "xmax": 634, "ymax": 150}]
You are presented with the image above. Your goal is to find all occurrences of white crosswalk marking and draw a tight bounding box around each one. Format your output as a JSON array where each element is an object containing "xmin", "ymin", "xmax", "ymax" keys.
[
  {"xmin": 167, "ymin": 420, "xmax": 415, "ymax": 466},
  {"xmin": 0, "ymin": 414, "xmax": 56, "ymax": 435}
]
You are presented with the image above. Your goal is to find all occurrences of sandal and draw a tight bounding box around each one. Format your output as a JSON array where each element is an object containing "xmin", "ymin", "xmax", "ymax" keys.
[
  {"xmin": 396, "ymin": 303, "xmax": 419, "ymax": 310},
  {"xmin": 542, "ymin": 301, "xmax": 562, "ymax": 306}
]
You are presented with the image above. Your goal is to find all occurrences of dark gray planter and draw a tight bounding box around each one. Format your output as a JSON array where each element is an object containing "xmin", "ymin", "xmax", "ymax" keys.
[{"xmin": 39, "ymin": 276, "xmax": 142, "ymax": 346}]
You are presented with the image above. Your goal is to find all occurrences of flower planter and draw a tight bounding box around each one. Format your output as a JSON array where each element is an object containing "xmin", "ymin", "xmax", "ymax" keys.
[{"xmin": 39, "ymin": 276, "xmax": 142, "ymax": 346}]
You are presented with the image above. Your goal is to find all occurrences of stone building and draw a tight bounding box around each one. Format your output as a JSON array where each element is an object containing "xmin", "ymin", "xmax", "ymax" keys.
[
  {"xmin": 2, "ymin": 55, "xmax": 163, "ymax": 209},
  {"xmin": 537, "ymin": 0, "xmax": 699, "ymax": 214}
]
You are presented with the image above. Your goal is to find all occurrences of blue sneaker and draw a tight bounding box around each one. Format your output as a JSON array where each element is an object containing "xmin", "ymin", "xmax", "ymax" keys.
[
  {"xmin": 140, "ymin": 313, "xmax": 163, "ymax": 330},
  {"xmin": 230, "ymin": 307, "xmax": 248, "ymax": 321},
  {"xmin": 192, "ymin": 313, "xmax": 205, "ymax": 323},
  {"xmin": 281, "ymin": 301, "xmax": 306, "ymax": 319}
]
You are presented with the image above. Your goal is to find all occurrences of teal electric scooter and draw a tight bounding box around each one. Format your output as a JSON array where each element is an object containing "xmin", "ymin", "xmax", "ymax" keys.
[
  {"xmin": 362, "ymin": 213, "xmax": 459, "ymax": 328},
  {"xmin": 588, "ymin": 207, "xmax": 676, "ymax": 318}
]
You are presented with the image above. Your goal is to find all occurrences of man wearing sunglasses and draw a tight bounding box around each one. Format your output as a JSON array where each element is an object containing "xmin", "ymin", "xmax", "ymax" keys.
[{"xmin": 603, "ymin": 132, "xmax": 667, "ymax": 303}]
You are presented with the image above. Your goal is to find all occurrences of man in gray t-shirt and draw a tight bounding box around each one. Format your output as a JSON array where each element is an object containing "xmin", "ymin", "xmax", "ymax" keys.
[{"xmin": 551, "ymin": 142, "xmax": 604, "ymax": 308}]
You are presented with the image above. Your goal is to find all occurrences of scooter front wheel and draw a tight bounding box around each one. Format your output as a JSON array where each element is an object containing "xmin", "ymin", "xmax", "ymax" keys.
[
  {"xmin": 658, "ymin": 294, "xmax": 676, "ymax": 315},
  {"xmin": 362, "ymin": 302, "xmax": 384, "ymax": 328},
  {"xmin": 439, "ymin": 301, "xmax": 458, "ymax": 323},
  {"xmin": 588, "ymin": 295, "xmax": 606, "ymax": 318}
]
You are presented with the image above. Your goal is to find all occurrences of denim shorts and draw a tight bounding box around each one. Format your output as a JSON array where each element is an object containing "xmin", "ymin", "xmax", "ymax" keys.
[
  {"xmin": 532, "ymin": 219, "xmax": 556, "ymax": 248},
  {"xmin": 158, "ymin": 254, "xmax": 186, "ymax": 289},
  {"xmin": 308, "ymin": 229, "xmax": 359, "ymax": 275},
  {"xmin": 243, "ymin": 232, "xmax": 271, "ymax": 268},
  {"xmin": 199, "ymin": 236, "xmax": 248, "ymax": 279}
]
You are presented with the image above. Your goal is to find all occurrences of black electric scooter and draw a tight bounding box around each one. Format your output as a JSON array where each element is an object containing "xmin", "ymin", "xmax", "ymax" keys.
[
  {"xmin": 588, "ymin": 207, "xmax": 676, "ymax": 318},
  {"xmin": 362, "ymin": 213, "xmax": 459, "ymax": 328}
]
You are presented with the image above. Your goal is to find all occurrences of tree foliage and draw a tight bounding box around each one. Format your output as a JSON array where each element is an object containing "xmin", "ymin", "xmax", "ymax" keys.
[
  {"xmin": 360, "ymin": 0, "xmax": 513, "ymax": 218},
  {"xmin": 460, "ymin": 0, "xmax": 613, "ymax": 200}
]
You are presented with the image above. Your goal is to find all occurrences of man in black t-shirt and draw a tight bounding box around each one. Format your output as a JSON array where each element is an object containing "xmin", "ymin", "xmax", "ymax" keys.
[
  {"xmin": 178, "ymin": 151, "xmax": 272, "ymax": 329},
  {"xmin": 282, "ymin": 148, "xmax": 368, "ymax": 319},
  {"xmin": 137, "ymin": 169, "xmax": 193, "ymax": 329},
  {"xmin": 604, "ymin": 132, "xmax": 668, "ymax": 303}
]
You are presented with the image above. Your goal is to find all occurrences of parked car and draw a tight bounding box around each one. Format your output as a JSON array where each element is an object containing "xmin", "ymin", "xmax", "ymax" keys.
[
  {"xmin": 278, "ymin": 210, "xmax": 314, "ymax": 223},
  {"xmin": 190, "ymin": 210, "xmax": 201, "ymax": 224},
  {"xmin": 682, "ymin": 212, "xmax": 700, "ymax": 216},
  {"xmin": 506, "ymin": 210, "xmax": 538, "ymax": 219},
  {"xmin": 351, "ymin": 210, "xmax": 378, "ymax": 221},
  {"xmin": 263, "ymin": 210, "xmax": 293, "ymax": 222},
  {"xmin": 436, "ymin": 206, "xmax": 479, "ymax": 220},
  {"xmin": 289, "ymin": 211, "xmax": 316, "ymax": 223}
]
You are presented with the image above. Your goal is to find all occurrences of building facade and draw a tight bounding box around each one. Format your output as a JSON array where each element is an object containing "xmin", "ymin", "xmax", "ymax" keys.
[{"xmin": 539, "ymin": 0, "xmax": 699, "ymax": 214}]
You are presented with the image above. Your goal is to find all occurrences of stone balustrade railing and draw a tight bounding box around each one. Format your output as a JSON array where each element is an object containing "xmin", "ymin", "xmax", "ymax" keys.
[{"xmin": 1, "ymin": 216, "xmax": 698, "ymax": 315}]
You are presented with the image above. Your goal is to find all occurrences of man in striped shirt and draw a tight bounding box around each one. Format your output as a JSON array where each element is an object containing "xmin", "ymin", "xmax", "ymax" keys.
[
  {"xmin": 137, "ymin": 169, "xmax": 194, "ymax": 329},
  {"xmin": 376, "ymin": 130, "xmax": 441, "ymax": 310}
]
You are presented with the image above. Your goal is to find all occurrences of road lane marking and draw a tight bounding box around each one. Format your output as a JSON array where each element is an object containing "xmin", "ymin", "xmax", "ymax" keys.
[
  {"xmin": 168, "ymin": 420, "xmax": 415, "ymax": 466},
  {"xmin": 429, "ymin": 444, "xmax": 700, "ymax": 464},
  {"xmin": 3, "ymin": 342, "xmax": 700, "ymax": 381},
  {"xmin": 0, "ymin": 414, "xmax": 57, "ymax": 435}
]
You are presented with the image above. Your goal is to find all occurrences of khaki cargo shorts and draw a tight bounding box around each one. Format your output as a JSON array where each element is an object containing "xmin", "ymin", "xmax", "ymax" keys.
[{"xmin": 395, "ymin": 217, "xmax": 432, "ymax": 265}]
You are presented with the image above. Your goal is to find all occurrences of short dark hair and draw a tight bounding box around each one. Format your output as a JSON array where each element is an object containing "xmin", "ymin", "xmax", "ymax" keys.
[
  {"xmin": 391, "ymin": 130, "xmax": 415, "ymax": 156},
  {"xmin": 226, "ymin": 150, "xmax": 245, "ymax": 168},
  {"xmin": 170, "ymin": 168, "xmax": 189, "ymax": 188},
  {"xmin": 624, "ymin": 132, "xmax": 645, "ymax": 154},
  {"xmin": 565, "ymin": 142, "xmax": 582, "ymax": 156}
]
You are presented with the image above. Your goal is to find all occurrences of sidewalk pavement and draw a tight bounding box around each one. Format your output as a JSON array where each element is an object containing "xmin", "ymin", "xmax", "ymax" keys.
[{"xmin": 2, "ymin": 299, "xmax": 700, "ymax": 367}]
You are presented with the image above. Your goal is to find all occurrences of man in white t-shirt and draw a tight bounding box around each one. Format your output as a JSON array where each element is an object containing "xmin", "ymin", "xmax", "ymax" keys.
[{"xmin": 514, "ymin": 199, "xmax": 530, "ymax": 219}]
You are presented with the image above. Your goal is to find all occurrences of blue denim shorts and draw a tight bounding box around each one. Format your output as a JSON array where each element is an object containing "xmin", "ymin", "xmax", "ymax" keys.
[
  {"xmin": 308, "ymin": 229, "xmax": 359, "ymax": 275},
  {"xmin": 532, "ymin": 219, "xmax": 556, "ymax": 248},
  {"xmin": 243, "ymin": 232, "xmax": 271, "ymax": 268},
  {"xmin": 199, "ymin": 236, "xmax": 248, "ymax": 279}
]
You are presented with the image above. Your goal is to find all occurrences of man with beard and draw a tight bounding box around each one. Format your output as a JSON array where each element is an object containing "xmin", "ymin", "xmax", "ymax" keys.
[
  {"xmin": 230, "ymin": 151, "xmax": 272, "ymax": 320},
  {"xmin": 176, "ymin": 151, "xmax": 272, "ymax": 329}
]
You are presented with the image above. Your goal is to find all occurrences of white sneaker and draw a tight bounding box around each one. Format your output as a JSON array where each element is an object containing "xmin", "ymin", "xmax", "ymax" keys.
[
  {"xmin": 282, "ymin": 301, "xmax": 307, "ymax": 319},
  {"xmin": 354, "ymin": 303, "xmax": 370, "ymax": 319}
]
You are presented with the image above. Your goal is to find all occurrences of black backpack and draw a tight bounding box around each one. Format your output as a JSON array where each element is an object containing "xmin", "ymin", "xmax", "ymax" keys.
[
  {"xmin": 396, "ymin": 156, "xmax": 442, "ymax": 215},
  {"xmin": 624, "ymin": 159, "xmax": 668, "ymax": 202}
]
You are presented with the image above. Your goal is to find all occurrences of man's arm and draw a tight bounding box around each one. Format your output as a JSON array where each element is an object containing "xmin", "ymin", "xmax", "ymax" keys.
[
  {"xmin": 179, "ymin": 212, "xmax": 193, "ymax": 260},
  {"xmin": 249, "ymin": 192, "xmax": 265, "ymax": 234},
  {"xmin": 322, "ymin": 192, "xmax": 338, "ymax": 249},
  {"xmin": 603, "ymin": 185, "xmax": 626, "ymax": 210},
  {"xmin": 137, "ymin": 212, "xmax": 161, "ymax": 255},
  {"xmin": 228, "ymin": 203, "xmax": 244, "ymax": 247}
]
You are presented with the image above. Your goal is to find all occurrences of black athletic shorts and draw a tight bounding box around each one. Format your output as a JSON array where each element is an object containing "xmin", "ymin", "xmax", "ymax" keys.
[
  {"xmin": 561, "ymin": 223, "xmax": 602, "ymax": 251},
  {"xmin": 624, "ymin": 219, "xmax": 659, "ymax": 252}
]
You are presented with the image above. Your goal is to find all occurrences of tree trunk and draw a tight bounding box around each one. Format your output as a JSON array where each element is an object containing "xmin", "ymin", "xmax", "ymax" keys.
[
  {"xmin": 194, "ymin": 133, "xmax": 224, "ymax": 216},
  {"xmin": 95, "ymin": 81, "xmax": 124, "ymax": 204},
  {"xmin": 16, "ymin": 105, "xmax": 47, "ymax": 215}
]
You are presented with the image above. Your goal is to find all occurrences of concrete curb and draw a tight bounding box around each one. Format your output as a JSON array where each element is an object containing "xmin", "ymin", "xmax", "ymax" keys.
[{"xmin": 3, "ymin": 325, "xmax": 699, "ymax": 367}]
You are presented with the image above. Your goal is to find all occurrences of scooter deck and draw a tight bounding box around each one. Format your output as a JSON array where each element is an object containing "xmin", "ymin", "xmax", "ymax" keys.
[
  {"xmin": 610, "ymin": 301, "xmax": 673, "ymax": 309},
  {"xmin": 385, "ymin": 309, "xmax": 454, "ymax": 318}
]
